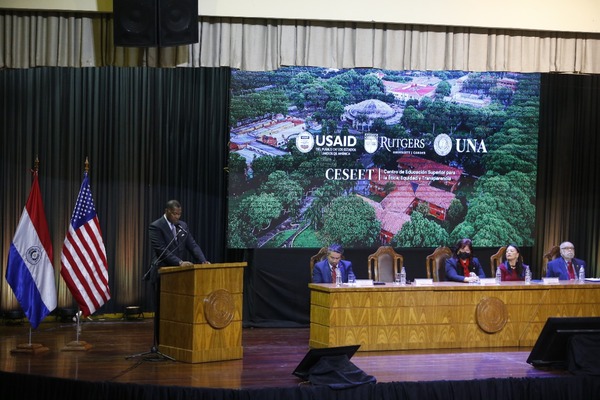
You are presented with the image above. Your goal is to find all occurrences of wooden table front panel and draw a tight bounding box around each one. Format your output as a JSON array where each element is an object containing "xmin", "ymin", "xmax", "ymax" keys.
[{"xmin": 309, "ymin": 282, "xmax": 600, "ymax": 351}]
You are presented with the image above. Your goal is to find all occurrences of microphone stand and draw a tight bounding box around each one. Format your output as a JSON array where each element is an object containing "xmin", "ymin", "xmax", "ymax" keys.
[
  {"xmin": 142, "ymin": 229, "xmax": 181, "ymax": 282},
  {"xmin": 126, "ymin": 230, "xmax": 183, "ymax": 362}
]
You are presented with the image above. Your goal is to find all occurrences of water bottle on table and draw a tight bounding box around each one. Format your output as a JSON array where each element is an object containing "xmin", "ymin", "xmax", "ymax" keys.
[
  {"xmin": 524, "ymin": 265, "xmax": 532, "ymax": 284},
  {"xmin": 400, "ymin": 266, "xmax": 406, "ymax": 285},
  {"xmin": 495, "ymin": 266, "xmax": 502, "ymax": 284},
  {"xmin": 348, "ymin": 271, "xmax": 356, "ymax": 286},
  {"xmin": 578, "ymin": 265, "xmax": 585, "ymax": 283},
  {"xmin": 335, "ymin": 268, "xmax": 342, "ymax": 286}
]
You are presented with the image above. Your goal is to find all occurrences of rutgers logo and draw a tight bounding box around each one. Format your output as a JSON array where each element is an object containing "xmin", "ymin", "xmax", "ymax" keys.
[{"xmin": 364, "ymin": 133, "xmax": 379, "ymax": 154}]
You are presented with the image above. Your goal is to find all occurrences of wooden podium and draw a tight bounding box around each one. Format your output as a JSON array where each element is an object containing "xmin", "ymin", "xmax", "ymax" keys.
[{"xmin": 158, "ymin": 262, "xmax": 246, "ymax": 363}]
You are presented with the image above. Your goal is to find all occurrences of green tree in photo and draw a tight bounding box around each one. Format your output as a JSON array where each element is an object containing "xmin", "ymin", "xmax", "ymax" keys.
[
  {"xmin": 471, "ymin": 213, "xmax": 521, "ymax": 246},
  {"xmin": 227, "ymin": 210, "xmax": 257, "ymax": 248},
  {"xmin": 435, "ymin": 81, "xmax": 452, "ymax": 98},
  {"xmin": 318, "ymin": 196, "xmax": 381, "ymax": 247},
  {"xmin": 260, "ymin": 170, "xmax": 304, "ymax": 218},
  {"xmin": 324, "ymin": 100, "xmax": 346, "ymax": 122},
  {"xmin": 401, "ymin": 105, "xmax": 425, "ymax": 134},
  {"xmin": 451, "ymin": 173, "xmax": 535, "ymax": 246},
  {"xmin": 252, "ymin": 156, "xmax": 277, "ymax": 179},
  {"xmin": 239, "ymin": 193, "xmax": 283, "ymax": 233},
  {"xmin": 446, "ymin": 198, "xmax": 465, "ymax": 225},
  {"xmin": 393, "ymin": 212, "xmax": 449, "ymax": 247},
  {"xmin": 227, "ymin": 153, "xmax": 248, "ymax": 195}
]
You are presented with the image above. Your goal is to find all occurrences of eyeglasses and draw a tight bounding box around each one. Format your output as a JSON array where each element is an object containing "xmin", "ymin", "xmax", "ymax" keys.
[{"xmin": 560, "ymin": 247, "xmax": 575, "ymax": 250}]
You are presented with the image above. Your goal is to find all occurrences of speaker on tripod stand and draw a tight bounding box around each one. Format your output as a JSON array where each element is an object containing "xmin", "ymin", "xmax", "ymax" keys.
[{"xmin": 113, "ymin": 0, "xmax": 199, "ymax": 47}]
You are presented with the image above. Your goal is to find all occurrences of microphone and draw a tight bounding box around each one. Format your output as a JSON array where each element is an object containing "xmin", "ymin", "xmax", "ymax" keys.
[{"xmin": 175, "ymin": 224, "xmax": 187, "ymax": 236}]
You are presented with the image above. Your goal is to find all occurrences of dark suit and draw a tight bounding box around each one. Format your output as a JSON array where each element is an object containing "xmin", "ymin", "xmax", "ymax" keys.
[
  {"xmin": 147, "ymin": 215, "xmax": 207, "ymax": 345},
  {"xmin": 312, "ymin": 259, "xmax": 354, "ymax": 283},
  {"xmin": 445, "ymin": 256, "xmax": 485, "ymax": 282},
  {"xmin": 546, "ymin": 257, "xmax": 586, "ymax": 280},
  {"xmin": 148, "ymin": 216, "xmax": 207, "ymax": 281}
]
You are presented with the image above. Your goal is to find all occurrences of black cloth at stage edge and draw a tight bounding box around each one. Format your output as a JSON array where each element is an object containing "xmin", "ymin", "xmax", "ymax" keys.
[{"xmin": 568, "ymin": 334, "xmax": 600, "ymax": 375}]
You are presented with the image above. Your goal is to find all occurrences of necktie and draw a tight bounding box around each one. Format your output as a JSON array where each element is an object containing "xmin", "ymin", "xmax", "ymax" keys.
[
  {"xmin": 567, "ymin": 261, "xmax": 575, "ymax": 280},
  {"xmin": 331, "ymin": 267, "xmax": 336, "ymax": 283},
  {"xmin": 172, "ymin": 224, "xmax": 178, "ymax": 241}
]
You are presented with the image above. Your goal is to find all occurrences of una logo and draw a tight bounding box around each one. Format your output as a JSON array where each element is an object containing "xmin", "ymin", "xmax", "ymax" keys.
[
  {"xmin": 433, "ymin": 133, "xmax": 452, "ymax": 156},
  {"xmin": 295, "ymin": 132, "xmax": 315, "ymax": 154},
  {"xmin": 364, "ymin": 133, "xmax": 378, "ymax": 154}
]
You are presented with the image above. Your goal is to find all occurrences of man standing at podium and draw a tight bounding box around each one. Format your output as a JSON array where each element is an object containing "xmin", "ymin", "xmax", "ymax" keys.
[
  {"xmin": 147, "ymin": 200, "xmax": 209, "ymax": 345},
  {"xmin": 149, "ymin": 199, "xmax": 209, "ymax": 274}
]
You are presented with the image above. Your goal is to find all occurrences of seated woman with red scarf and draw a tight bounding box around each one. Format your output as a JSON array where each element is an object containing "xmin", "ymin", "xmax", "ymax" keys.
[{"xmin": 445, "ymin": 238, "xmax": 486, "ymax": 283}]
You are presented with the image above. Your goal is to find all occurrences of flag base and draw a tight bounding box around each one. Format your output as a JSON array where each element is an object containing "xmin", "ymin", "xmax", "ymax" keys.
[
  {"xmin": 10, "ymin": 343, "xmax": 50, "ymax": 355},
  {"xmin": 62, "ymin": 340, "xmax": 92, "ymax": 351}
]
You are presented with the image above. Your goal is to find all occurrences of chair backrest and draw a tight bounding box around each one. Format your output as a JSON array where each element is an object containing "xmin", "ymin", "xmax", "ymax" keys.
[
  {"xmin": 367, "ymin": 246, "xmax": 403, "ymax": 282},
  {"xmin": 309, "ymin": 246, "xmax": 329, "ymax": 281},
  {"xmin": 425, "ymin": 246, "xmax": 453, "ymax": 282},
  {"xmin": 542, "ymin": 245, "xmax": 560, "ymax": 277},
  {"xmin": 490, "ymin": 246, "xmax": 507, "ymax": 277}
]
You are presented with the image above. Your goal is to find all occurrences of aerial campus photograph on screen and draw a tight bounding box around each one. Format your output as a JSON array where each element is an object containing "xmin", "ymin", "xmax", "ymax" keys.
[{"xmin": 226, "ymin": 67, "xmax": 540, "ymax": 249}]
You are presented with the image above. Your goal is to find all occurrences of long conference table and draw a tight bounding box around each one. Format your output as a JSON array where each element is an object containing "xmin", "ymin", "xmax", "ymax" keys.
[{"xmin": 309, "ymin": 280, "xmax": 600, "ymax": 351}]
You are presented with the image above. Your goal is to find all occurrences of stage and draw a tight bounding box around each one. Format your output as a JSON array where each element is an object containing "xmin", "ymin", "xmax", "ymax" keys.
[{"xmin": 0, "ymin": 318, "xmax": 598, "ymax": 399}]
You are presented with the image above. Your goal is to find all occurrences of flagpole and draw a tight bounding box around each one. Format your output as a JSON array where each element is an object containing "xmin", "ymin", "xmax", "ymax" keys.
[
  {"xmin": 61, "ymin": 157, "xmax": 105, "ymax": 352},
  {"xmin": 62, "ymin": 309, "xmax": 92, "ymax": 351}
]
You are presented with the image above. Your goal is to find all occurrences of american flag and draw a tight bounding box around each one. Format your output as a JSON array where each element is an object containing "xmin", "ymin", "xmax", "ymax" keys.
[{"xmin": 60, "ymin": 172, "xmax": 110, "ymax": 316}]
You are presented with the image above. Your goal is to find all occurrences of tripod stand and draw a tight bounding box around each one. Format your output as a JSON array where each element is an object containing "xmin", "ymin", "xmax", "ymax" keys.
[
  {"xmin": 125, "ymin": 262, "xmax": 175, "ymax": 361},
  {"xmin": 126, "ymin": 231, "xmax": 183, "ymax": 362}
]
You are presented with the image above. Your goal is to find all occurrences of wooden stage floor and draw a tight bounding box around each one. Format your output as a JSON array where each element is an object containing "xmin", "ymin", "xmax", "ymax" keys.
[{"xmin": 0, "ymin": 318, "xmax": 570, "ymax": 389}]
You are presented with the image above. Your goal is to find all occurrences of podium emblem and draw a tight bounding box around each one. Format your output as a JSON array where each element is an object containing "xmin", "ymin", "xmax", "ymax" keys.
[{"xmin": 204, "ymin": 289, "xmax": 235, "ymax": 329}]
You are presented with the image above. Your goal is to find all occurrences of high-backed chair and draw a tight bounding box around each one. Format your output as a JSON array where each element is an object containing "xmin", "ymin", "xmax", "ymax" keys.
[
  {"xmin": 309, "ymin": 246, "xmax": 329, "ymax": 281},
  {"xmin": 490, "ymin": 246, "xmax": 507, "ymax": 277},
  {"xmin": 542, "ymin": 245, "xmax": 560, "ymax": 277},
  {"xmin": 425, "ymin": 246, "xmax": 453, "ymax": 282},
  {"xmin": 367, "ymin": 246, "xmax": 403, "ymax": 282}
]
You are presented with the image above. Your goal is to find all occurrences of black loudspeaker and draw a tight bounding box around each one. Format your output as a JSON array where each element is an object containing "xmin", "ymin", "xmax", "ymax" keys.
[
  {"xmin": 114, "ymin": 0, "xmax": 199, "ymax": 47},
  {"xmin": 157, "ymin": 0, "xmax": 199, "ymax": 46},
  {"xmin": 114, "ymin": 0, "xmax": 158, "ymax": 47}
]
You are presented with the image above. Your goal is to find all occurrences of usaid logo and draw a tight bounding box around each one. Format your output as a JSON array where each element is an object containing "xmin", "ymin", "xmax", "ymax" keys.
[
  {"xmin": 433, "ymin": 133, "xmax": 453, "ymax": 156},
  {"xmin": 364, "ymin": 134, "xmax": 378, "ymax": 154},
  {"xmin": 295, "ymin": 132, "xmax": 315, "ymax": 153}
]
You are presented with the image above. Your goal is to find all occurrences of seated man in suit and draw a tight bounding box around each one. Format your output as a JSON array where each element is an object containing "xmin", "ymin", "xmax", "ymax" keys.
[
  {"xmin": 312, "ymin": 244, "xmax": 354, "ymax": 284},
  {"xmin": 546, "ymin": 241, "xmax": 586, "ymax": 280}
]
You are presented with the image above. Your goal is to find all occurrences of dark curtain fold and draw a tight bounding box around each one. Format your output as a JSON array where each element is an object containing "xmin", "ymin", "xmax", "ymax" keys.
[
  {"xmin": 0, "ymin": 67, "xmax": 231, "ymax": 313},
  {"xmin": 535, "ymin": 73, "xmax": 600, "ymax": 277}
]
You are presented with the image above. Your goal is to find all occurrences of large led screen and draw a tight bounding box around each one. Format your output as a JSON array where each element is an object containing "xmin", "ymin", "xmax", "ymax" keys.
[{"xmin": 226, "ymin": 68, "xmax": 540, "ymax": 249}]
